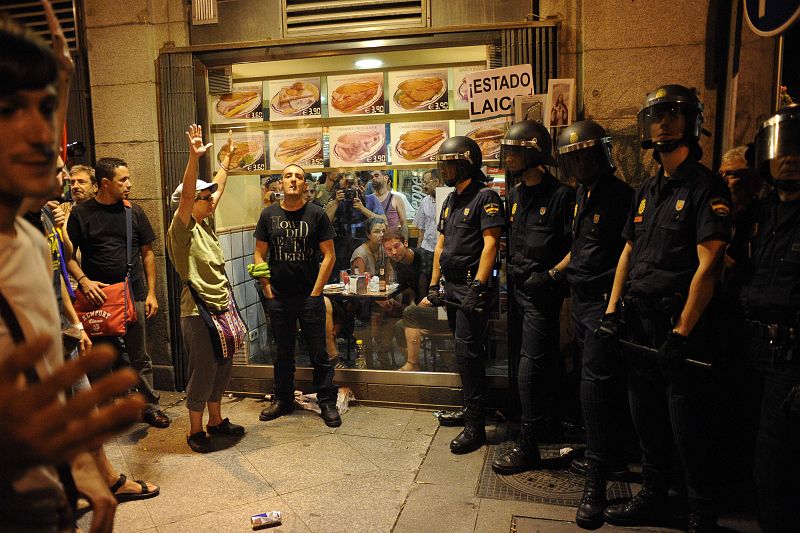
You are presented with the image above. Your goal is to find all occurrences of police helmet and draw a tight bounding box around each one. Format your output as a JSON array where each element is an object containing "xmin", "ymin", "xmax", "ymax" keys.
[
  {"xmin": 500, "ymin": 120, "xmax": 556, "ymax": 174},
  {"xmin": 557, "ymin": 120, "xmax": 615, "ymax": 186},
  {"xmin": 434, "ymin": 136, "xmax": 483, "ymax": 186},
  {"xmin": 754, "ymin": 105, "xmax": 800, "ymax": 189},
  {"xmin": 637, "ymin": 84, "xmax": 703, "ymax": 153}
]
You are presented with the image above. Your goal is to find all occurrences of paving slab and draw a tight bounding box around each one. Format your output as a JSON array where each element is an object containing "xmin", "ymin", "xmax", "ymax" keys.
[
  {"xmin": 337, "ymin": 433, "xmax": 432, "ymax": 473},
  {"xmin": 414, "ymin": 425, "xmax": 487, "ymax": 486},
  {"xmin": 392, "ymin": 480, "xmax": 480, "ymax": 533},
  {"xmin": 335, "ymin": 405, "xmax": 414, "ymax": 439}
]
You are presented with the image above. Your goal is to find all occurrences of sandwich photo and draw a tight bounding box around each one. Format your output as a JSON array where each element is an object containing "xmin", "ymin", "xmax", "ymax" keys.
[
  {"xmin": 217, "ymin": 140, "xmax": 263, "ymax": 169},
  {"xmin": 274, "ymin": 137, "xmax": 321, "ymax": 165},
  {"xmin": 331, "ymin": 81, "xmax": 382, "ymax": 113},
  {"xmin": 394, "ymin": 77, "xmax": 445, "ymax": 110},
  {"xmin": 271, "ymin": 81, "xmax": 320, "ymax": 116},
  {"xmin": 395, "ymin": 129, "xmax": 446, "ymax": 161},
  {"xmin": 467, "ymin": 124, "xmax": 507, "ymax": 158},
  {"xmin": 215, "ymin": 91, "xmax": 260, "ymax": 119},
  {"xmin": 333, "ymin": 130, "xmax": 384, "ymax": 162}
]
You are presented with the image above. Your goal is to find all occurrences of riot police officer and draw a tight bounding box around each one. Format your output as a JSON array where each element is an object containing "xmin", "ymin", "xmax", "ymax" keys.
[
  {"xmin": 426, "ymin": 136, "xmax": 505, "ymax": 454},
  {"xmin": 740, "ymin": 105, "xmax": 800, "ymax": 533},
  {"xmin": 555, "ymin": 121, "xmax": 634, "ymax": 529},
  {"xmin": 491, "ymin": 121, "xmax": 574, "ymax": 475},
  {"xmin": 600, "ymin": 85, "xmax": 731, "ymax": 532}
]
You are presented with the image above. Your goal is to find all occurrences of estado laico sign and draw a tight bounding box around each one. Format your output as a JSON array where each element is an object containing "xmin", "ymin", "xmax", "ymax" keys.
[{"xmin": 466, "ymin": 64, "xmax": 534, "ymax": 121}]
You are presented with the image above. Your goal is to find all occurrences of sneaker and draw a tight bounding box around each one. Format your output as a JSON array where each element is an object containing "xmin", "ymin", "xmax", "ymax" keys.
[
  {"xmin": 207, "ymin": 418, "xmax": 245, "ymax": 436},
  {"xmin": 320, "ymin": 404, "xmax": 342, "ymax": 427},
  {"xmin": 187, "ymin": 431, "xmax": 213, "ymax": 453}
]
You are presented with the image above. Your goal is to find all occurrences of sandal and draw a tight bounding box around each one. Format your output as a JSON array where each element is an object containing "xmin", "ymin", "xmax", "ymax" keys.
[{"xmin": 109, "ymin": 473, "xmax": 160, "ymax": 503}]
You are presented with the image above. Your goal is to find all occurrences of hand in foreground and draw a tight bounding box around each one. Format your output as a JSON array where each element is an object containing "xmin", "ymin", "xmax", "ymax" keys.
[
  {"xmin": 461, "ymin": 281, "xmax": 489, "ymax": 316},
  {"xmin": 0, "ymin": 337, "xmax": 145, "ymax": 473},
  {"xmin": 523, "ymin": 271, "xmax": 554, "ymax": 297},
  {"xmin": 42, "ymin": 0, "xmax": 74, "ymax": 80},
  {"xmin": 79, "ymin": 277, "xmax": 110, "ymax": 305},
  {"xmin": 426, "ymin": 285, "xmax": 444, "ymax": 307},
  {"xmin": 657, "ymin": 331, "xmax": 689, "ymax": 369},
  {"xmin": 185, "ymin": 123, "xmax": 213, "ymax": 157},
  {"xmin": 594, "ymin": 312, "xmax": 621, "ymax": 339}
]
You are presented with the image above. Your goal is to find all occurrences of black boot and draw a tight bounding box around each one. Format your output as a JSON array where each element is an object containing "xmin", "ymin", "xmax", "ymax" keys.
[
  {"xmin": 569, "ymin": 456, "xmax": 630, "ymax": 481},
  {"xmin": 435, "ymin": 407, "xmax": 465, "ymax": 427},
  {"xmin": 450, "ymin": 405, "xmax": 486, "ymax": 454},
  {"xmin": 602, "ymin": 484, "xmax": 669, "ymax": 527},
  {"xmin": 492, "ymin": 423, "xmax": 540, "ymax": 475},
  {"xmin": 575, "ymin": 459, "xmax": 607, "ymax": 530}
]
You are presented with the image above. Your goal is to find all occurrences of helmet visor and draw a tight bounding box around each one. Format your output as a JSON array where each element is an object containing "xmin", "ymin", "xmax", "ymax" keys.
[
  {"xmin": 435, "ymin": 155, "xmax": 473, "ymax": 184},
  {"xmin": 499, "ymin": 143, "xmax": 529, "ymax": 172},
  {"xmin": 558, "ymin": 144, "xmax": 613, "ymax": 184},
  {"xmin": 637, "ymin": 102, "xmax": 699, "ymax": 146},
  {"xmin": 755, "ymin": 116, "xmax": 800, "ymax": 169}
]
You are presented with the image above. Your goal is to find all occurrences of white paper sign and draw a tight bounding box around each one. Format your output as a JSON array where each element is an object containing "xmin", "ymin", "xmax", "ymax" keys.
[{"xmin": 466, "ymin": 65, "xmax": 534, "ymax": 121}]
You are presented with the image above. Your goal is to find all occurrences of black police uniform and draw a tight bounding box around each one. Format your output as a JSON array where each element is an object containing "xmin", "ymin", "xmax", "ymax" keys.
[
  {"xmin": 565, "ymin": 172, "xmax": 633, "ymax": 466},
  {"xmin": 506, "ymin": 171, "xmax": 574, "ymax": 435},
  {"xmin": 740, "ymin": 189, "xmax": 800, "ymax": 532},
  {"xmin": 438, "ymin": 179, "xmax": 505, "ymax": 411},
  {"xmin": 621, "ymin": 157, "xmax": 731, "ymax": 509}
]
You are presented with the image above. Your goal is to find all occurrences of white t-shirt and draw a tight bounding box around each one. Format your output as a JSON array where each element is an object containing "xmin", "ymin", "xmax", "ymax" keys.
[{"xmin": 0, "ymin": 217, "xmax": 65, "ymax": 500}]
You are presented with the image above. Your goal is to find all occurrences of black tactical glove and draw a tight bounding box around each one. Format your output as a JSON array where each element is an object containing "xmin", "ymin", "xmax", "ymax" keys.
[
  {"xmin": 781, "ymin": 384, "xmax": 800, "ymax": 420},
  {"xmin": 461, "ymin": 280, "xmax": 490, "ymax": 316},
  {"xmin": 658, "ymin": 331, "xmax": 689, "ymax": 369},
  {"xmin": 523, "ymin": 271, "xmax": 554, "ymax": 297},
  {"xmin": 427, "ymin": 285, "xmax": 444, "ymax": 307},
  {"xmin": 594, "ymin": 311, "xmax": 621, "ymax": 339}
]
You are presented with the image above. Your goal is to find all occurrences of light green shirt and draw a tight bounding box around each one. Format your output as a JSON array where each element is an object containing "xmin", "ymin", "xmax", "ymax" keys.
[{"xmin": 166, "ymin": 212, "xmax": 229, "ymax": 317}]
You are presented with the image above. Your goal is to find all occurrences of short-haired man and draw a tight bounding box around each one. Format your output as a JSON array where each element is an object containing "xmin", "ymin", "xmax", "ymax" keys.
[
  {"xmin": 414, "ymin": 169, "xmax": 440, "ymax": 252},
  {"xmin": 254, "ymin": 164, "xmax": 340, "ymax": 427},
  {"xmin": 371, "ymin": 169, "xmax": 408, "ymax": 240},
  {"xmin": 67, "ymin": 157, "xmax": 169, "ymax": 428}
]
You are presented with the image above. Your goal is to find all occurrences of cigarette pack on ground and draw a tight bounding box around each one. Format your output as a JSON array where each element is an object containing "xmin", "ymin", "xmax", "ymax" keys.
[{"xmin": 251, "ymin": 511, "xmax": 281, "ymax": 530}]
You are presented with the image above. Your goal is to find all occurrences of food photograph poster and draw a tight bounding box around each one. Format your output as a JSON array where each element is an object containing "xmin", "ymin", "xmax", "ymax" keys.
[
  {"xmin": 210, "ymin": 83, "xmax": 263, "ymax": 124},
  {"xmin": 390, "ymin": 121, "xmax": 449, "ymax": 164},
  {"xmin": 212, "ymin": 132, "xmax": 266, "ymax": 173},
  {"xmin": 327, "ymin": 73, "xmax": 385, "ymax": 117},
  {"xmin": 329, "ymin": 124, "xmax": 387, "ymax": 167},
  {"xmin": 388, "ymin": 69, "xmax": 449, "ymax": 114},
  {"xmin": 267, "ymin": 77, "xmax": 322, "ymax": 121},
  {"xmin": 268, "ymin": 127, "xmax": 324, "ymax": 171},
  {"xmin": 454, "ymin": 117, "xmax": 510, "ymax": 161}
]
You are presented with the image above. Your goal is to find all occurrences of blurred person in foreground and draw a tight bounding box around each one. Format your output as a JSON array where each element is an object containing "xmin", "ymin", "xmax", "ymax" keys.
[{"xmin": 0, "ymin": 10, "xmax": 144, "ymax": 532}]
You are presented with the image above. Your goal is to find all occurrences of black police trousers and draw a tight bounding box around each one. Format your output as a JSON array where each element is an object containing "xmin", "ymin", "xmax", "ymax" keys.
[
  {"xmin": 624, "ymin": 297, "xmax": 721, "ymax": 510},
  {"xmin": 445, "ymin": 280, "xmax": 490, "ymax": 410},
  {"xmin": 514, "ymin": 285, "xmax": 563, "ymax": 431},
  {"xmin": 750, "ymin": 336, "xmax": 800, "ymax": 533},
  {"xmin": 572, "ymin": 291, "xmax": 626, "ymax": 465}
]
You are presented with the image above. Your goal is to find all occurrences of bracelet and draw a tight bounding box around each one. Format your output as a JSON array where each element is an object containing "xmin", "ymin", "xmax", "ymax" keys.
[
  {"xmin": 220, "ymin": 164, "xmax": 231, "ymax": 172},
  {"xmin": 71, "ymin": 323, "xmax": 84, "ymax": 331},
  {"xmin": 77, "ymin": 275, "xmax": 87, "ymax": 284}
]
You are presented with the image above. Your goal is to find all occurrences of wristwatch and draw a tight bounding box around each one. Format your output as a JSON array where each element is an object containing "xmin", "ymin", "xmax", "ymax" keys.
[
  {"xmin": 548, "ymin": 268, "xmax": 564, "ymax": 282},
  {"xmin": 470, "ymin": 279, "xmax": 487, "ymax": 293}
]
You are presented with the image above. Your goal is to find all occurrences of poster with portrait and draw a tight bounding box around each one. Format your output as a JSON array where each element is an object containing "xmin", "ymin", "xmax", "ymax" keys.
[
  {"xmin": 390, "ymin": 121, "xmax": 449, "ymax": 164},
  {"xmin": 452, "ymin": 65, "xmax": 486, "ymax": 110},
  {"xmin": 327, "ymin": 73, "xmax": 385, "ymax": 117},
  {"xmin": 267, "ymin": 127, "xmax": 324, "ymax": 171},
  {"xmin": 514, "ymin": 94, "xmax": 548, "ymax": 126},
  {"xmin": 454, "ymin": 117, "xmax": 511, "ymax": 161},
  {"xmin": 210, "ymin": 83, "xmax": 263, "ymax": 124},
  {"xmin": 388, "ymin": 69, "xmax": 449, "ymax": 114},
  {"xmin": 329, "ymin": 124, "xmax": 387, "ymax": 167},
  {"xmin": 212, "ymin": 132, "xmax": 266, "ymax": 174},
  {"xmin": 545, "ymin": 78, "xmax": 575, "ymax": 129},
  {"xmin": 267, "ymin": 77, "xmax": 322, "ymax": 121}
]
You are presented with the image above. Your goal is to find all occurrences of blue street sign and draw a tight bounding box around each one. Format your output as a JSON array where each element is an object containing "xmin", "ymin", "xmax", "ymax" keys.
[{"xmin": 744, "ymin": 0, "xmax": 800, "ymax": 37}]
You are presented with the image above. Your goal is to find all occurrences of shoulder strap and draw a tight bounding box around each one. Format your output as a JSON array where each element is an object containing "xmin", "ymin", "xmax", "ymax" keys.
[
  {"xmin": 0, "ymin": 288, "xmax": 39, "ymax": 384},
  {"xmin": 123, "ymin": 199, "xmax": 132, "ymax": 275}
]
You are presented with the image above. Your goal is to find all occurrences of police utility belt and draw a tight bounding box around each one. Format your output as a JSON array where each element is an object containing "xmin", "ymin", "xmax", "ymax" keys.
[
  {"xmin": 745, "ymin": 318, "xmax": 799, "ymax": 351},
  {"xmin": 622, "ymin": 293, "xmax": 684, "ymax": 321},
  {"xmin": 443, "ymin": 268, "xmax": 493, "ymax": 287}
]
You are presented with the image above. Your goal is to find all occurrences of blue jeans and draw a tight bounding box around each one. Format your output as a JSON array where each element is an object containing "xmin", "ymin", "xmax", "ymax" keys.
[{"xmin": 265, "ymin": 295, "xmax": 338, "ymax": 405}]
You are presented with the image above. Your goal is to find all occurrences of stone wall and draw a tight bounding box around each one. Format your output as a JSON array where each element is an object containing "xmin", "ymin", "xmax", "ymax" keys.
[{"xmin": 84, "ymin": 0, "xmax": 189, "ymax": 390}]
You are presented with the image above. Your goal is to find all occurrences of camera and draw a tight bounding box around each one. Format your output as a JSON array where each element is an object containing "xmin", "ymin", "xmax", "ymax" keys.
[{"xmin": 271, "ymin": 191, "xmax": 284, "ymax": 202}]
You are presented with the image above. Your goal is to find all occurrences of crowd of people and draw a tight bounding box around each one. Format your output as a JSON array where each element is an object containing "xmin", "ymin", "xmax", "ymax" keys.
[{"xmin": 2, "ymin": 3, "xmax": 799, "ymax": 532}]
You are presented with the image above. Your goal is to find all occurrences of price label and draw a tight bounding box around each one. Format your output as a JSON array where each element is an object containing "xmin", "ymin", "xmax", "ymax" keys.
[
  {"xmin": 306, "ymin": 157, "xmax": 324, "ymax": 167},
  {"xmin": 365, "ymin": 154, "xmax": 387, "ymax": 164},
  {"xmin": 302, "ymin": 107, "xmax": 322, "ymax": 116},
  {"xmin": 243, "ymin": 111, "xmax": 263, "ymax": 120},
  {"xmin": 364, "ymin": 105, "xmax": 385, "ymax": 114},
  {"xmin": 243, "ymin": 163, "xmax": 266, "ymax": 171},
  {"xmin": 427, "ymin": 101, "xmax": 448, "ymax": 111}
]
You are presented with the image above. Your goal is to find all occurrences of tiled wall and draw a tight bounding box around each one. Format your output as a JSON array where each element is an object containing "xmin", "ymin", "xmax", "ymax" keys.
[{"xmin": 218, "ymin": 226, "xmax": 273, "ymax": 364}]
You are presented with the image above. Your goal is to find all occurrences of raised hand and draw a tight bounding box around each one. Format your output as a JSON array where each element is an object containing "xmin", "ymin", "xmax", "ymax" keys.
[
  {"xmin": 185, "ymin": 123, "xmax": 213, "ymax": 157},
  {"xmin": 41, "ymin": 0, "xmax": 74, "ymax": 80}
]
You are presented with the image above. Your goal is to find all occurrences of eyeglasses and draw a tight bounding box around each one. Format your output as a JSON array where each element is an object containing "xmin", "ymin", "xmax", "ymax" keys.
[{"xmin": 195, "ymin": 195, "xmax": 213, "ymax": 202}]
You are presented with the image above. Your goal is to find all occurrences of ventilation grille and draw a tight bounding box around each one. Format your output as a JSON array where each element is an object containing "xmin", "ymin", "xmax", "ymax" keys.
[
  {"xmin": 283, "ymin": 0, "xmax": 426, "ymax": 36},
  {"xmin": 4, "ymin": 0, "xmax": 79, "ymax": 52},
  {"xmin": 499, "ymin": 26, "xmax": 558, "ymax": 94},
  {"xmin": 192, "ymin": 0, "xmax": 218, "ymax": 25},
  {"xmin": 207, "ymin": 66, "xmax": 232, "ymax": 95}
]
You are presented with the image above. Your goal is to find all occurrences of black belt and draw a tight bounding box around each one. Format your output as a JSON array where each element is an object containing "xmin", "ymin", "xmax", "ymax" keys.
[
  {"xmin": 745, "ymin": 319, "xmax": 798, "ymax": 345},
  {"xmin": 443, "ymin": 268, "xmax": 474, "ymax": 285}
]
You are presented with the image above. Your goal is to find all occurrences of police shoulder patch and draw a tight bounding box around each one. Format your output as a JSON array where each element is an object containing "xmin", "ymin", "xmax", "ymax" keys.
[
  {"xmin": 709, "ymin": 197, "xmax": 730, "ymax": 217},
  {"xmin": 638, "ymin": 198, "xmax": 646, "ymax": 215},
  {"xmin": 484, "ymin": 203, "xmax": 499, "ymax": 216}
]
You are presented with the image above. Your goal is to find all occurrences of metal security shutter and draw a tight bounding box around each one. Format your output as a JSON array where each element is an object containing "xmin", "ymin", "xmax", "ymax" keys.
[
  {"xmin": 283, "ymin": 0, "xmax": 427, "ymax": 36},
  {"xmin": 158, "ymin": 52, "xmax": 197, "ymax": 390},
  {"xmin": 3, "ymin": 0, "xmax": 80, "ymax": 52},
  {"xmin": 498, "ymin": 25, "xmax": 558, "ymax": 94}
]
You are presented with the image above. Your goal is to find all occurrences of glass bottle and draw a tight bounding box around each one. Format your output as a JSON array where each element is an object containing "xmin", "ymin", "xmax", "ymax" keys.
[{"xmin": 355, "ymin": 339, "xmax": 367, "ymax": 369}]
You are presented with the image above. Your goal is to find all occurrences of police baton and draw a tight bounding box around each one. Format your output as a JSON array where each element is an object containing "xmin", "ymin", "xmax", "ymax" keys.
[
  {"xmin": 442, "ymin": 299, "xmax": 484, "ymax": 315},
  {"xmin": 618, "ymin": 339, "xmax": 712, "ymax": 370}
]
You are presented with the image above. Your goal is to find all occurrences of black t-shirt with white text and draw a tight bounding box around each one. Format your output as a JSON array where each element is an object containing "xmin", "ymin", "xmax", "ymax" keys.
[
  {"xmin": 254, "ymin": 202, "xmax": 335, "ymax": 298},
  {"xmin": 67, "ymin": 198, "xmax": 156, "ymax": 301}
]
